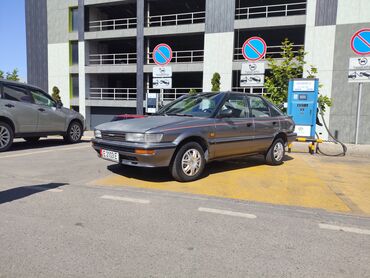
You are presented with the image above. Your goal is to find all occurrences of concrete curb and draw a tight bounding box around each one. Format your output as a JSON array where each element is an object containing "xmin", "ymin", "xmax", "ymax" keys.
[{"xmin": 289, "ymin": 142, "xmax": 370, "ymax": 158}]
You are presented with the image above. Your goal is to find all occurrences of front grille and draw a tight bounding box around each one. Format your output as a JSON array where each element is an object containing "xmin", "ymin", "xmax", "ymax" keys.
[{"xmin": 102, "ymin": 132, "xmax": 126, "ymax": 142}]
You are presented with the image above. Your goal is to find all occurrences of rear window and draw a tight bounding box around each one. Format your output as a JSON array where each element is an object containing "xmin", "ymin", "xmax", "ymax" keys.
[{"xmin": 3, "ymin": 84, "xmax": 32, "ymax": 103}]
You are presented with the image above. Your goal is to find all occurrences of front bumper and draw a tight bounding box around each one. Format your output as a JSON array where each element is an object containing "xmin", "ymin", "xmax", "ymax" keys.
[{"xmin": 92, "ymin": 139, "xmax": 177, "ymax": 168}]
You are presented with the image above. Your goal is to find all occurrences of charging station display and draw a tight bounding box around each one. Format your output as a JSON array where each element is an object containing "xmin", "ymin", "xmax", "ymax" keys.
[{"xmin": 287, "ymin": 79, "xmax": 319, "ymax": 138}]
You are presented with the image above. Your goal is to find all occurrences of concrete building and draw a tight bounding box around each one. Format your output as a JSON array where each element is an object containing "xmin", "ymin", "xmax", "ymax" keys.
[{"xmin": 26, "ymin": 0, "xmax": 370, "ymax": 144}]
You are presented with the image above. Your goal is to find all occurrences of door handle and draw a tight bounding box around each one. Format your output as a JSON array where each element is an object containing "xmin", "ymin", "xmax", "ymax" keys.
[
  {"xmin": 246, "ymin": 123, "xmax": 253, "ymax": 127},
  {"xmin": 272, "ymin": 121, "xmax": 278, "ymax": 126},
  {"xmin": 38, "ymin": 108, "xmax": 46, "ymax": 112},
  {"xmin": 5, "ymin": 104, "xmax": 14, "ymax": 108}
]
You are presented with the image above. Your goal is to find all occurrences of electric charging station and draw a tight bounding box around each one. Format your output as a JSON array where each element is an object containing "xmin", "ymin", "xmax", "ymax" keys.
[
  {"xmin": 146, "ymin": 92, "xmax": 159, "ymax": 114},
  {"xmin": 287, "ymin": 79, "xmax": 320, "ymax": 153},
  {"xmin": 288, "ymin": 79, "xmax": 319, "ymax": 138}
]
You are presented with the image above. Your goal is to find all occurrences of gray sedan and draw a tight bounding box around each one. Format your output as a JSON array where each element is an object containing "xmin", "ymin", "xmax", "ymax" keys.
[{"xmin": 92, "ymin": 92, "xmax": 296, "ymax": 182}]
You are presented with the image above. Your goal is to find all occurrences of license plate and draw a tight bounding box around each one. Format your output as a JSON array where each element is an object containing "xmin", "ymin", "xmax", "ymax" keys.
[{"xmin": 101, "ymin": 149, "xmax": 120, "ymax": 163}]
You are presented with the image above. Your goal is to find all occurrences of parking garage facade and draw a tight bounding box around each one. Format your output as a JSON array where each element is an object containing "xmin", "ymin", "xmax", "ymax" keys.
[{"xmin": 26, "ymin": 0, "xmax": 370, "ymax": 143}]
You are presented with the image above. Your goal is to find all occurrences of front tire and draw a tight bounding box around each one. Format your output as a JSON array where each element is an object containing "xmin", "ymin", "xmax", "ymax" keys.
[
  {"xmin": 170, "ymin": 142, "xmax": 205, "ymax": 182},
  {"xmin": 64, "ymin": 121, "xmax": 83, "ymax": 144},
  {"xmin": 0, "ymin": 122, "xmax": 14, "ymax": 152},
  {"xmin": 265, "ymin": 138, "xmax": 285, "ymax": 165}
]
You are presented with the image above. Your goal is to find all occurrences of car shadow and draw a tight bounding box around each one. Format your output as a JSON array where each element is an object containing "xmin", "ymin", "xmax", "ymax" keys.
[
  {"xmin": 0, "ymin": 183, "xmax": 67, "ymax": 205},
  {"xmin": 8, "ymin": 138, "xmax": 90, "ymax": 152},
  {"xmin": 107, "ymin": 155, "xmax": 294, "ymax": 183}
]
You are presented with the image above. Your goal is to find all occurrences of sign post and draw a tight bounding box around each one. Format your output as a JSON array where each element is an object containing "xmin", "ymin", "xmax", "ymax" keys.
[
  {"xmin": 152, "ymin": 44, "xmax": 173, "ymax": 108},
  {"xmin": 350, "ymin": 29, "xmax": 370, "ymax": 144},
  {"xmin": 240, "ymin": 37, "xmax": 267, "ymax": 88}
]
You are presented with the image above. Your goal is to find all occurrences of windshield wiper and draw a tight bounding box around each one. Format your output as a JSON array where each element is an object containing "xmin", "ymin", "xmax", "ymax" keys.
[{"xmin": 165, "ymin": 113, "xmax": 194, "ymax": 117}]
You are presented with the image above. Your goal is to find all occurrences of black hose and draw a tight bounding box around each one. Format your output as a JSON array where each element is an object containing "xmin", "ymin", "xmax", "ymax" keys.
[{"xmin": 316, "ymin": 109, "xmax": 347, "ymax": 157}]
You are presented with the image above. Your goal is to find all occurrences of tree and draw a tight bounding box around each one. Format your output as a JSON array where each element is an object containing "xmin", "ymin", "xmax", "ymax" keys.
[
  {"xmin": 211, "ymin": 72, "xmax": 221, "ymax": 92},
  {"xmin": 5, "ymin": 69, "xmax": 20, "ymax": 81},
  {"xmin": 0, "ymin": 70, "xmax": 4, "ymax": 79},
  {"xmin": 52, "ymin": 86, "xmax": 61, "ymax": 102},
  {"xmin": 264, "ymin": 39, "xmax": 331, "ymax": 112},
  {"xmin": 188, "ymin": 88, "xmax": 198, "ymax": 95}
]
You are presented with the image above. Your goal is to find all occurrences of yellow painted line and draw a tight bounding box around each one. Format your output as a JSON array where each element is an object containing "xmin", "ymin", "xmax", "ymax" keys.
[
  {"xmin": 91, "ymin": 154, "xmax": 357, "ymax": 214},
  {"xmin": 0, "ymin": 144, "xmax": 90, "ymax": 159}
]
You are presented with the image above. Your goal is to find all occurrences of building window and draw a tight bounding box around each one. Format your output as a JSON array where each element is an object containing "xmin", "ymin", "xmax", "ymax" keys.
[
  {"xmin": 71, "ymin": 74, "xmax": 79, "ymax": 98},
  {"xmin": 70, "ymin": 7, "xmax": 79, "ymax": 32},
  {"xmin": 71, "ymin": 42, "xmax": 78, "ymax": 65}
]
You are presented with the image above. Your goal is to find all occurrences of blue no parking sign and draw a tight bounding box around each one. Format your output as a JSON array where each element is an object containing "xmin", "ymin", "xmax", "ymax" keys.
[
  {"xmin": 242, "ymin": 37, "xmax": 267, "ymax": 61},
  {"xmin": 351, "ymin": 28, "xmax": 370, "ymax": 56},
  {"xmin": 152, "ymin": 43, "xmax": 173, "ymax": 66}
]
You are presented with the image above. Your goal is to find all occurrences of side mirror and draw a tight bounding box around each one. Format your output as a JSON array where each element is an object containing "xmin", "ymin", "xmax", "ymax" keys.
[
  {"xmin": 56, "ymin": 101, "xmax": 63, "ymax": 108},
  {"xmin": 218, "ymin": 108, "xmax": 233, "ymax": 118}
]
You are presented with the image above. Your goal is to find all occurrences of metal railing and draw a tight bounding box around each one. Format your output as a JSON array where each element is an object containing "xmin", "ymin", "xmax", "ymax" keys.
[
  {"xmin": 89, "ymin": 17, "xmax": 137, "ymax": 31},
  {"xmin": 234, "ymin": 44, "xmax": 304, "ymax": 61},
  {"xmin": 89, "ymin": 88, "xmax": 137, "ymax": 100},
  {"xmin": 147, "ymin": 11, "xmax": 206, "ymax": 27},
  {"xmin": 147, "ymin": 88, "xmax": 202, "ymax": 101},
  {"xmin": 147, "ymin": 50, "xmax": 204, "ymax": 64},
  {"xmin": 89, "ymin": 53, "xmax": 137, "ymax": 65},
  {"xmin": 235, "ymin": 2, "xmax": 306, "ymax": 20},
  {"xmin": 232, "ymin": 87, "xmax": 268, "ymax": 95}
]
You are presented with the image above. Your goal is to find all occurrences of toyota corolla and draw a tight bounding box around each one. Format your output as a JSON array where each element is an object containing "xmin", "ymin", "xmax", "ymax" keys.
[{"xmin": 92, "ymin": 92, "xmax": 296, "ymax": 182}]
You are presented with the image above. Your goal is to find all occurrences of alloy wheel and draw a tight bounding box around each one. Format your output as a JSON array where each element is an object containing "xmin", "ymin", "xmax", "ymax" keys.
[
  {"xmin": 70, "ymin": 124, "xmax": 81, "ymax": 142},
  {"xmin": 0, "ymin": 126, "xmax": 11, "ymax": 149},
  {"xmin": 181, "ymin": 148, "xmax": 202, "ymax": 177},
  {"xmin": 273, "ymin": 142, "xmax": 284, "ymax": 162}
]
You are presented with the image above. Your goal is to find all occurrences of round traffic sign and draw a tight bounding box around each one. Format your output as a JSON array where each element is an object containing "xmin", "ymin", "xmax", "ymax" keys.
[
  {"xmin": 153, "ymin": 43, "xmax": 173, "ymax": 66},
  {"xmin": 350, "ymin": 28, "xmax": 370, "ymax": 56},
  {"xmin": 242, "ymin": 37, "xmax": 267, "ymax": 61}
]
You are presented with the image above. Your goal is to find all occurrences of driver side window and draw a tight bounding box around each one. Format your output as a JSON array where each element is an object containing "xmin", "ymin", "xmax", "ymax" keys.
[
  {"xmin": 219, "ymin": 95, "xmax": 248, "ymax": 118},
  {"xmin": 30, "ymin": 90, "xmax": 56, "ymax": 108}
]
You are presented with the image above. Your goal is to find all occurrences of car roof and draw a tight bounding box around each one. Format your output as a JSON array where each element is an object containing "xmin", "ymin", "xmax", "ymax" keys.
[
  {"xmin": 0, "ymin": 79, "xmax": 45, "ymax": 92},
  {"xmin": 199, "ymin": 91, "xmax": 263, "ymax": 97}
]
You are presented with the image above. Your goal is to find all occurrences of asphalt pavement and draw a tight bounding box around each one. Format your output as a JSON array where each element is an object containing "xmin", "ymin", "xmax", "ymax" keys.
[{"xmin": 0, "ymin": 138, "xmax": 369, "ymax": 277}]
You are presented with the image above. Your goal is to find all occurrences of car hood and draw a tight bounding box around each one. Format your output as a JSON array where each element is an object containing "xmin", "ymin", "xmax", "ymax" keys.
[{"xmin": 95, "ymin": 116, "xmax": 200, "ymax": 133}]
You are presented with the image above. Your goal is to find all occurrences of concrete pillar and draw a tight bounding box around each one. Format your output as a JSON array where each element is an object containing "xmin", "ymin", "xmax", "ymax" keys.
[{"xmin": 202, "ymin": 0, "xmax": 236, "ymax": 92}]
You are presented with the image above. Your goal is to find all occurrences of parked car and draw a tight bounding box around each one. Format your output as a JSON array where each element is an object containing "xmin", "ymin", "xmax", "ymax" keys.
[
  {"xmin": 111, "ymin": 114, "xmax": 146, "ymax": 122},
  {"xmin": 92, "ymin": 92, "xmax": 296, "ymax": 182},
  {"xmin": 0, "ymin": 79, "xmax": 85, "ymax": 152}
]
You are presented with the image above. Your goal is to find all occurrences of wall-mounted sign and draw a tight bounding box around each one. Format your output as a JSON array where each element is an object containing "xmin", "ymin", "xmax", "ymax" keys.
[{"xmin": 348, "ymin": 57, "xmax": 370, "ymax": 83}]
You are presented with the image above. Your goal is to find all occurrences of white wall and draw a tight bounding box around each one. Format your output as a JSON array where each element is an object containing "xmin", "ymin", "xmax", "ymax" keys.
[
  {"xmin": 303, "ymin": 0, "xmax": 336, "ymax": 139},
  {"xmin": 78, "ymin": 41, "xmax": 87, "ymax": 119},
  {"xmin": 337, "ymin": 0, "xmax": 370, "ymax": 25},
  {"xmin": 48, "ymin": 43, "xmax": 70, "ymax": 108},
  {"xmin": 202, "ymin": 32, "xmax": 234, "ymax": 92}
]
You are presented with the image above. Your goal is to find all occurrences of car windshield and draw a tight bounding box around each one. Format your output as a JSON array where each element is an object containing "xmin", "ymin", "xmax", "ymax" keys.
[{"xmin": 157, "ymin": 93, "xmax": 224, "ymax": 117}]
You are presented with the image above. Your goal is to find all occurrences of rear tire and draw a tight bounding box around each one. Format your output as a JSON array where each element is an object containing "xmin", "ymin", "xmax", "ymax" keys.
[
  {"xmin": 24, "ymin": 137, "xmax": 40, "ymax": 143},
  {"xmin": 63, "ymin": 121, "xmax": 83, "ymax": 144},
  {"xmin": 265, "ymin": 138, "xmax": 285, "ymax": 165},
  {"xmin": 0, "ymin": 122, "xmax": 14, "ymax": 152},
  {"xmin": 170, "ymin": 142, "xmax": 205, "ymax": 182}
]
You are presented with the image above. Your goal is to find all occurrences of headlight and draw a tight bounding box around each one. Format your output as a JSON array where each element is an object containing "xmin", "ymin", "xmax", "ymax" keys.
[
  {"xmin": 125, "ymin": 133, "xmax": 163, "ymax": 143},
  {"xmin": 94, "ymin": 130, "xmax": 102, "ymax": 139}
]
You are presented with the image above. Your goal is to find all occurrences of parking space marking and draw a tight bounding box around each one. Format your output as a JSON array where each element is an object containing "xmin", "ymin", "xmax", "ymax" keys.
[
  {"xmin": 100, "ymin": 195, "xmax": 150, "ymax": 204},
  {"xmin": 30, "ymin": 186, "xmax": 64, "ymax": 193},
  {"xmin": 319, "ymin": 223, "xmax": 370, "ymax": 235},
  {"xmin": 0, "ymin": 144, "xmax": 90, "ymax": 159},
  {"xmin": 198, "ymin": 207, "xmax": 257, "ymax": 219}
]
